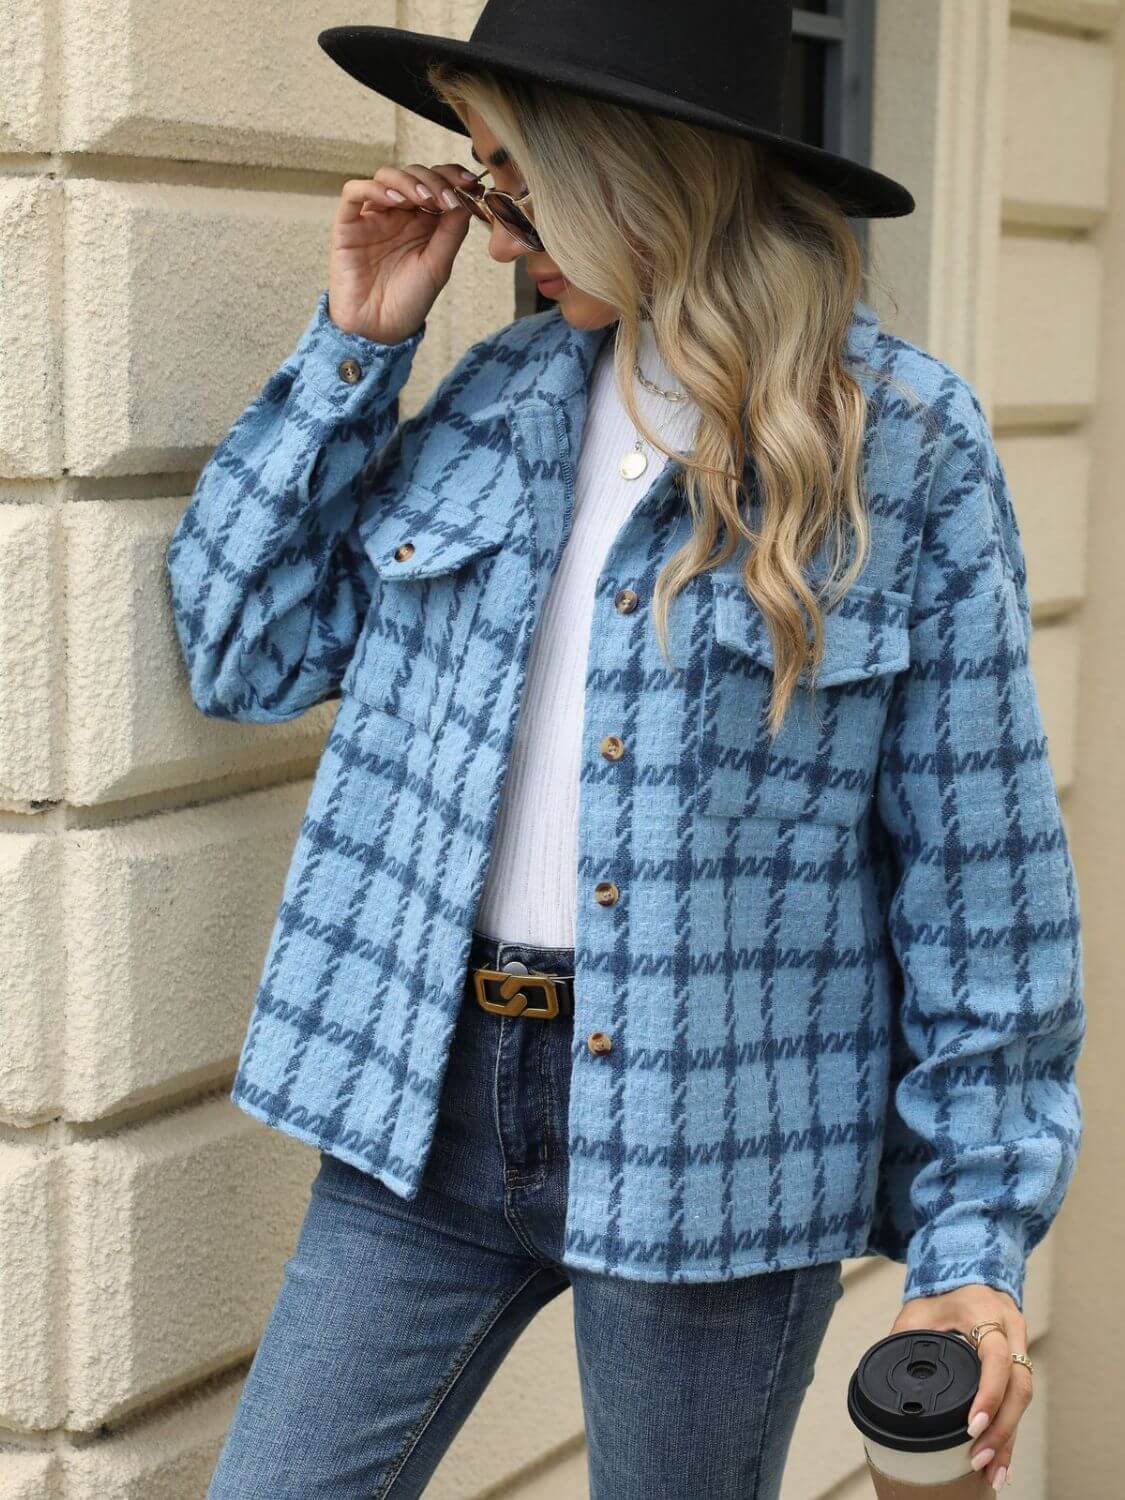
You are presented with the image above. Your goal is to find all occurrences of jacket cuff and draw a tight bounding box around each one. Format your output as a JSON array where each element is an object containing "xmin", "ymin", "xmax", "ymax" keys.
[
  {"xmin": 292, "ymin": 288, "xmax": 426, "ymax": 410},
  {"xmin": 902, "ymin": 1216, "xmax": 1028, "ymax": 1311}
]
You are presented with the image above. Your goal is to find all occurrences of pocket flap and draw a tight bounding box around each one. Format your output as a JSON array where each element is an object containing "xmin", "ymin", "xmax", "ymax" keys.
[
  {"xmin": 712, "ymin": 577, "xmax": 912, "ymax": 687},
  {"xmin": 358, "ymin": 482, "xmax": 509, "ymax": 581}
]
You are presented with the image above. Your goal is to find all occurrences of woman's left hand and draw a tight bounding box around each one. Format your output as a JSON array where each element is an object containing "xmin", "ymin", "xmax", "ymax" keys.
[{"xmin": 891, "ymin": 1285, "xmax": 1032, "ymax": 1491}]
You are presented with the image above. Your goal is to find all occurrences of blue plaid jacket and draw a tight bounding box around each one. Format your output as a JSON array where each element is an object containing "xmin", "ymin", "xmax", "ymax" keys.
[{"xmin": 166, "ymin": 288, "xmax": 1085, "ymax": 1309}]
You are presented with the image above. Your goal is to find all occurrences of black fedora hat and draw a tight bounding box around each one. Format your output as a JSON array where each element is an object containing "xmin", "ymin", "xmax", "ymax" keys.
[{"xmin": 317, "ymin": 0, "xmax": 914, "ymax": 220}]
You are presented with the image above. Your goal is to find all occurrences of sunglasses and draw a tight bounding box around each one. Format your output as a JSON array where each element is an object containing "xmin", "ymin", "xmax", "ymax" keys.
[{"xmin": 418, "ymin": 165, "xmax": 543, "ymax": 253}]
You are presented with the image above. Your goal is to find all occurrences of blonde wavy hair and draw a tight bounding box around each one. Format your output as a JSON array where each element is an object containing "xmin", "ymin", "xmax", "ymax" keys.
[{"xmin": 428, "ymin": 63, "xmax": 921, "ymax": 735}]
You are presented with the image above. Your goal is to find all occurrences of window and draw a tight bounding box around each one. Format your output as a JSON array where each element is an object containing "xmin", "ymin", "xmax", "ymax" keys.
[
  {"xmin": 516, "ymin": 0, "xmax": 877, "ymax": 316},
  {"xmin": 788, "ymin": 0, "xmax": 877, "ymax": 261}
]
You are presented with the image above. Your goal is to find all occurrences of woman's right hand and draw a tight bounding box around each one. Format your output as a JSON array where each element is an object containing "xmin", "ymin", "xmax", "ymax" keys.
[{"xmin": 327, "ymin": 161, "xmax": 479, "ymax": 346}]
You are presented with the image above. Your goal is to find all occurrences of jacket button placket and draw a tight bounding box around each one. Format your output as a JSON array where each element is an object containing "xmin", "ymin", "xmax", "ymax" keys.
[{"xmin": 585, "ymin": 577, "xmax": 640, "ymax": 1058}]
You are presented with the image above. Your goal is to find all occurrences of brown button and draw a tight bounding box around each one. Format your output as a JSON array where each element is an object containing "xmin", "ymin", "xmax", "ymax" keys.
[
  {"xmin": 593, "ymin": 880, "xmax": 619, "ymax": 907},
  {"xmin": 615, "ymin": 588, "xmax": 640, "ymax": 614},
  {"xmin": 338, "ymin": 356, "xmax": 363, "ymax": 384},
  {"xmin": 393, "ymin": 541, "xmax": 416, "ymax": 562},
  {"xmin": 587, "ymin": 1031, "xmax": 613, "ymax": 1055},
  {"xmin": 600, "ymin": 734, "xmax": 625, "ymax": 761}
]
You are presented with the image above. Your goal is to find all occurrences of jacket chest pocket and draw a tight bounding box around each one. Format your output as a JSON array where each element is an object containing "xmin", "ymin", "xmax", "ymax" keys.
[
  {"xmin": 697, "ymin": 576, "xmax": 912, "ymax": 827},
  {"xmin": 341, "ymin": 482, "xmax": 509, "ymax": 739}
]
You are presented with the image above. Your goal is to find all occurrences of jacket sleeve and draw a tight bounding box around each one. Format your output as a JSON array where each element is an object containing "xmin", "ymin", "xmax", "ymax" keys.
[
  {"xmin": 165, "ymin": 288, "xmax": 426, "ymax": 723},
  {"xmin": 874, "ymin": 377, "xmax": 1086, "ymax": 1311}
]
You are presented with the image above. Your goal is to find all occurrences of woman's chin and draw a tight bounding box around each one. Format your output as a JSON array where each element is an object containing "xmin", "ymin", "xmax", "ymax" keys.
[{"xmin": 553, "ymin": 291, "xmax": 620, "ymax": 330}]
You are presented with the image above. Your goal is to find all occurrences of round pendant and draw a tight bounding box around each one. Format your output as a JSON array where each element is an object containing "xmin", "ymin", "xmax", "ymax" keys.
[{"xmin": 620, "ymin": 449, "xmax": 648, "ymax": 480}]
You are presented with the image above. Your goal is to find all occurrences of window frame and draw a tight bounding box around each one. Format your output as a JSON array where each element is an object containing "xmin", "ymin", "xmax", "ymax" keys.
[{"xmin": 794, "ymin": 1, "xmax": 877, "ymax": 258}]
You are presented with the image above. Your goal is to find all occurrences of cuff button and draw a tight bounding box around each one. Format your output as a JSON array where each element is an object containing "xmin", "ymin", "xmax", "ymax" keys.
[{"xmin": 338, "ymin": 357, "xmax": 363, "ymax": 384}]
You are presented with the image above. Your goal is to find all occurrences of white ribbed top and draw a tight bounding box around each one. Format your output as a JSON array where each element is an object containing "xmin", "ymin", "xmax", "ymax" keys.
[{"xmin": 474, "ymin": 318, "xmax": 700, "ymax": 946}]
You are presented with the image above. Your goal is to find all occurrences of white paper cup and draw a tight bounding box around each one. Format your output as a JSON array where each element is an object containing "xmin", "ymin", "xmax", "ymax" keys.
[{"xmin": 847, "ymin": 1330, "xmax": 990, "ymax": 1497}]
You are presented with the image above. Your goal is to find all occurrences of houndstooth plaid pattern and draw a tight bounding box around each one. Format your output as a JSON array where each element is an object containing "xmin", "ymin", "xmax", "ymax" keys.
[{"xmin": 166, "ymin": 288, "xmax": 1085, "ymax": 1309}]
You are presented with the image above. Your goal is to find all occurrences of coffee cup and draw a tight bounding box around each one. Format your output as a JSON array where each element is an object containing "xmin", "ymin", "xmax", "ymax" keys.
[{"xmin": 847, "ymin": 1329, "xmax": 991, "ymax": 1496}]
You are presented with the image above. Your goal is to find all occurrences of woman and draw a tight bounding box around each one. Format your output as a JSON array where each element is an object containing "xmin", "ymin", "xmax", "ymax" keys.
[{"xmin": 168, "ymin": 3, "xmax": 1085, "ymax": 1495}]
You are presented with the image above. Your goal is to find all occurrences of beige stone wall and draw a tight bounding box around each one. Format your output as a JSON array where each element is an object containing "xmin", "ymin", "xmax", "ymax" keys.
[
  {"xmin": 0, "ymin": 1, "xmax": 1114, "ymax": 1495},
  {"xmin": 0, "ymin": 1, "xmax": 534, "ymax": 1493},
  {"xmin": 866, "ymin": 3, "xmax": 1115, "ymax": 1497},
  {"xmin": 1044, "ymin": 0, "xmax": 1125, "ymax": 1495}
]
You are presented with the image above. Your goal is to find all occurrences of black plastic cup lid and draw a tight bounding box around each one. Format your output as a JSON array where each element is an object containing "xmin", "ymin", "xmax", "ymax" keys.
[{"xmin": 847, "ymin": 1330, "xmax": 982, "ymax": 1454}]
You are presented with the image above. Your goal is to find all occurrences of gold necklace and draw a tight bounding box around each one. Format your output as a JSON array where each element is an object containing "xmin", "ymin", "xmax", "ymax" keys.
[{"xmin": 620, "ymin": 358, "xmax": 689, "ymax": 480}]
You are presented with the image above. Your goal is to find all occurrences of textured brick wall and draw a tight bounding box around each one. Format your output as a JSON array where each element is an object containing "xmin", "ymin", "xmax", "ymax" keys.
[
  {"xmin": 1006, "ymin": 0, "xmax": 1125, "ymax": 1495},
  {"xmin": 0, "ymin": 2, "xmax": 525, "ymax": 1493}
]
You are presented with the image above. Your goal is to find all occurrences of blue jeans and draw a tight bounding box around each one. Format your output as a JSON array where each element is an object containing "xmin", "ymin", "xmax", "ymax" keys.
[{"xmin": 209, "ymin": 929, "xmax": 844, "ymax": 1499}]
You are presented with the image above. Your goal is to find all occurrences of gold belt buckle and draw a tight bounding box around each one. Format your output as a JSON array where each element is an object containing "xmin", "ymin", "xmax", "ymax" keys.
[{"xmin": 473, "ymin": 966, "xmax": 560, "ymax": 1019}]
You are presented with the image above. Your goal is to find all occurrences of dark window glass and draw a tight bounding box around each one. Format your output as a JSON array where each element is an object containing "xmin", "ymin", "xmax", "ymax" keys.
[{"xmin": 784, "ymin": 34, "xmax": 828, "ymax": 147}]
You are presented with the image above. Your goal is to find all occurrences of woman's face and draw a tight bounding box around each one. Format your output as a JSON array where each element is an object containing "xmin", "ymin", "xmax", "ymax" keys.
[{"xmin": 465, "ymin": 107, "xmax": 619, "ymax": 331}]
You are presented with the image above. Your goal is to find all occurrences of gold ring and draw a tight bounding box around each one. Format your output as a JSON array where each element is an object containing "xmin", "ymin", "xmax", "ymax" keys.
[
  {"xmin": 969, "ymin": 1321, "xmax": 1006, "ymax": 1347},
  {"xmin": 1011, "ymin": 1351, "xmax": 1034, "ymax": 1376}
]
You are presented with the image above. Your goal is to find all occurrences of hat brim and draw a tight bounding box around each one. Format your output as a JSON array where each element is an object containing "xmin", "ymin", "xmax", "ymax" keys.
[{"xmin": 317, "ymin": 26, "xmax": 915, "ymax": 220}]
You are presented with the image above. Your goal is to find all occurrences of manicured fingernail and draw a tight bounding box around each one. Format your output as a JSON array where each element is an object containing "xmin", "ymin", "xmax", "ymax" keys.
[
  {"xmin": 441, "ymin": 189, "xmax": 459, "ymax": 208},
  {"xmin": 971, "ymin": 1448, "xmax": 994, "ymax": 1472},
  {"xmin": 415, "ymin": 183, "xmax": 433, "ymax": 199},
  {"xmin": 385, "ymin": 189, "xmax": 405, "ymax": 202},
  {"xmin": 459, "ymin": 168, "xmax": 478, "ymax": 181},
  {"xmin": 992, "ymin": 1466, "xmax": 1007, "ymax": 1491},
  {"xmin": 968, "ymin": 1412, "xmax": 990, "ymax": 1438}
]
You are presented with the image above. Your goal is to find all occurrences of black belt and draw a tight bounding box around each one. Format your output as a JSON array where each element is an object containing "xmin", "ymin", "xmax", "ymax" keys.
[{"xmin": 470, "ymin": 962, "xmax": 575, "ymax": 1019}]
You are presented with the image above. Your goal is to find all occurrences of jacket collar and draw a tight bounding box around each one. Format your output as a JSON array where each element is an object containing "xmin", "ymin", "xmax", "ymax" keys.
[
  {"xmin": 545, "ymin": 296, "xmax": 882, "ymax": 404},
  {"xmin": 503, "ymin": 298, "xmax": 883, "ymax": 562}
]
